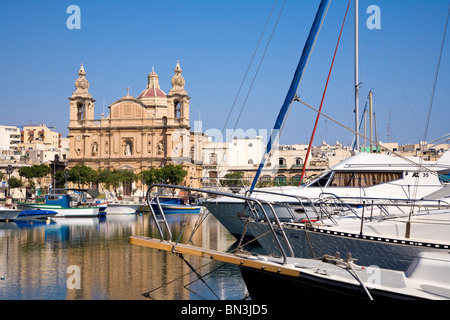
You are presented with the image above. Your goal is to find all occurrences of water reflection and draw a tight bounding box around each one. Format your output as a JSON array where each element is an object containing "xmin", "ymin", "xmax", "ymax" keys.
[{"xmin": 0, "ymin": 211, "xmax": 248, "ymax": 300}]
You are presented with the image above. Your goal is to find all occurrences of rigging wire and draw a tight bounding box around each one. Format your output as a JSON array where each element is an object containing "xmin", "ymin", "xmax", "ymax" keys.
[
  {"xmin": 230, "ymin": 0, "xmax": 287, "ymax": 133},
  {"xmin": 423, "ymin": 3, "xmax": 450, "ymax": 142},
  {"xmin": 295, "ymin": 97, "xmax": 444, "ymax": 177},
  {"xmin": 408, "ymin": 4, "xmax": 450, "ymax": 214},
  {"xmin": 376, "ymin": 31, "xmax": 422, "ymax": 135},
  {"xmin": 299, "ymin": 0, "xmax": 351, "ymax": 185},
  {"xmin": 278, "ymin": 1, "xmax": 331, "ymax": 140},
  {"xmin": 212, "ymin": 0, "xmax": 280, "ymax": 175},
  {"xmin": 220, "ymin": 0, "xmax": 278, "ymax": 138},
  {"xmin": 216, "ymin": 0, "xmax": 287, "ymax": 175},
  {"xmin": 250, "ymin": 0, "xmax": 332, "ymax": 191}
]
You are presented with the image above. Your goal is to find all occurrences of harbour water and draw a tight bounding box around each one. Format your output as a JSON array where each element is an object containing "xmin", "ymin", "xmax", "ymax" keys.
[{"xmin": 0, "ymin": 211, "xmax": 250, "ymax": 300}]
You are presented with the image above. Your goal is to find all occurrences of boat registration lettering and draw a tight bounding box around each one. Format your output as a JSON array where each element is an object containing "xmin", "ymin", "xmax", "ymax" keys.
[{"xmin": 275, "ymin": 230, "xmax": 299, "ymax": 239}]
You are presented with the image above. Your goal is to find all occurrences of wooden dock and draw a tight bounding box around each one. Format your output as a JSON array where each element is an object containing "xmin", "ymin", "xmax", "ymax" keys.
[{"xmin": 129, "ymin": 236, "xmax": 301, "ymax": 277}]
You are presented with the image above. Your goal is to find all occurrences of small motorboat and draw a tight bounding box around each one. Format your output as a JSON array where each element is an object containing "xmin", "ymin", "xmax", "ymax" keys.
[
  {"xmin": 19, "ymin": 193, "xmax": 99, "ymax": 217},
  {"xmin": 151, "ymin": 197, "xmax": 202, "ymax": 214},
  {"xmin": 0, "ymin": 207, "xmax": 21, "ymax": 221},
  {"xmin": 17, "ymin": 209, "xmax": 58, "ymax": 219}
]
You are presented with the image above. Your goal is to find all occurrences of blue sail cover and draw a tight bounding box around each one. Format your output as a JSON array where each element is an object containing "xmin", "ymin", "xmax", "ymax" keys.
[{"xmin": 250, "ymin": 0, "xmax": 331, "ymax": 192}]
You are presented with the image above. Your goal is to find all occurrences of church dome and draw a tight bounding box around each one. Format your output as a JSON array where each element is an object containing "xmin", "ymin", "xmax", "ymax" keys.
[
  {"xmin": 137, "ymin": 87, "xmax": 166, "ymax": 98},
  {"xmin": 137, "ymin": 67, "xmax": 166, "ymax": 98}
]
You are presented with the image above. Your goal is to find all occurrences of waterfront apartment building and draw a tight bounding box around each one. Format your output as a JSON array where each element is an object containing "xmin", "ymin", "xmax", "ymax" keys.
[
  {"xmin": 0, "ymin": 123, "xmax": 68, "ymax": 200},
  {"xmin": 21, "ymin": 124, "xmax": 62, "ymax": 149},
  {"xmin": 0, "ymin": 125, "xmax": 21, "ymax": 152}
]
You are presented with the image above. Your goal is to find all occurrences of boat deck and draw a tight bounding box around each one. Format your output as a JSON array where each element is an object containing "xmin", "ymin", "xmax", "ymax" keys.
[{"xmin": 129, "ymin": 236, "xmax": 300, "ymax": 277}]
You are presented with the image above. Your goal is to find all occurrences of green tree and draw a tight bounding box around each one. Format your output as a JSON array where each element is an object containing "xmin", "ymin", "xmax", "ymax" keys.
[
  {"xmin": 55, "ymin": 170, "xmax": 67, "ymax": 186},
  {"xmin": 18, "ymin": 166, "xmax": 34, "ymax": 184},
  {"xmin": 19, "ymin": 164, "xmax": 51, "ymax": 188},
  {"xmin": 67, "ymin": 165, "xmax": 98, "ymax": 188},
  {"xmin": 101, "ymin": 169, "xmax": 136, "ymax": 196},
  {"xmin": 255, "ymin": 177, "xmax": 276, "ymax": 188},
  {"xmin": 8, "ymin": 176, "xmax": 23, "ymax": 189},
  {"xmin": 221, "ymin": 171, "xmax": 249, "ymax": 187},
  {"xmin": 95, "ymin": 168, "xmax": 111, "ymax": 190},
  {"xmin": 119, "ymin": 169, "xmax": 137, "ymax": 194},
  {"xmin": 159, "ymin": 164, "xmax": 187, "ymax": 185},
  {"xmin": 33, "ymin": 164, "xmax": 52, "ymax": 184},
  {"xmin": 103, "ymin": 169, "xmax": 120, "ymax": 193},
  {"xmin": 139, "ymin": 168, "xmax": 162, "ymax": 186},
  {"xmin": 8, "ymin": 176, "xmax": 23, "ymax": 198}
]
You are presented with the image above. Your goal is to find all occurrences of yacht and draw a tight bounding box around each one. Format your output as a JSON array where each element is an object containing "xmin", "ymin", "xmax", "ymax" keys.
[
  {"xmin": 99, "ymin": 192, "xmax": 142, "ymax": 215},
  {"xmin": 205, "ymin": 150, "xmax": 450, "ymax": 238}
]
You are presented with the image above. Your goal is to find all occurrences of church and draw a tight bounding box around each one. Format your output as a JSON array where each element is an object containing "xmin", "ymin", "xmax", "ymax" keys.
[{"xmin": 67, "ymin": 61, "xmax": 203, "ymax": 194}]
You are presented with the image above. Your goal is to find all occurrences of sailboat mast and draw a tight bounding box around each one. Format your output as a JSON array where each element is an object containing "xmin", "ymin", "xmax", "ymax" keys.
[
  {"xmin": 354, "ymin": 0, "xmax": 360, "ymax": 151},
  {"xmin": 369, "ymin": 91, "xmax": 373, "ymax": 152}
]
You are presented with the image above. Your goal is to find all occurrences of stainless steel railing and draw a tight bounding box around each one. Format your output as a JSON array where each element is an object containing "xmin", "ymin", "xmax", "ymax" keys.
[{"xmin": 145, "ymin": 183, "xmax": 295, "ymax": 264}]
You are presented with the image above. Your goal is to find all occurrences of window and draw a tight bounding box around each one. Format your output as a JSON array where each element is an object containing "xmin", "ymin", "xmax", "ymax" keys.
[
  {"xmin": 209, "ymin": 153, "xmax": 217, "ymax": 165},
  {"xmin": 174, "ymin": 101, "xmax": 181, "ymax": 118},
  {"xmin": 278, "ymin": 158, "xmax": 286, "ymax": 166},
  {"xmin": 292, "ymin": 175, "xmax": 302, "ymax": 184},
  {"xmin": 295, "ymin": 157, "xmax": 303, "ymax": 166},
  {"xmin": 77, "ymin": 103, "xmax": 84, "ymax": 120},
  {"xmin": 275, "ymin": 175, "xmax": 287, "ymax": 185},
  {"xmin": 308, "ymin": 172, "xmax": 332, "ymax": 187},
  {"xmin": 329, "ymin": 171, "xmax": 402, "ymax": 187}
]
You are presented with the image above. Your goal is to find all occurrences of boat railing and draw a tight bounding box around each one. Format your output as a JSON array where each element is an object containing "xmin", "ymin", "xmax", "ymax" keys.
[
  {"xmin": 317, "ymin": 192, "xmax": 450, "ymax": 222},
  {"xmin": 244, "ymin": 190, "xmax": 450, "ymax": 227},
  {"xmin": 145, "ymin": 184, "xmax": 295, "ymax": 264},
  {"xmin": 244, "ymin": 189, "xmax": 358, "ymax": 226},
  {"xmin": 244, "ymin": 189, "xmax": 325, "ymax": 225},
  {"xmin": 316, "ymin": 193, "xmax": 359, "ymax": 225}
]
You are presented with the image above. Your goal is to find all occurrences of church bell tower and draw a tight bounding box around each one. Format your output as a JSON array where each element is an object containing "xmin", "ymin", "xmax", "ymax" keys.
[
  {"xmin": 167, "ymin": 60, "xmax": 190, "ymax": 128},
  {"xmin": 69, "ymin": 63, "xmax": 95, "ymax": 126}
]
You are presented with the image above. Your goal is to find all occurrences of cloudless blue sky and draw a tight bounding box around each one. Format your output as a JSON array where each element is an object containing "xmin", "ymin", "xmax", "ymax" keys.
[{"xmin": 0, "ymin": 0, "xmax": 449, "ymax": 146}]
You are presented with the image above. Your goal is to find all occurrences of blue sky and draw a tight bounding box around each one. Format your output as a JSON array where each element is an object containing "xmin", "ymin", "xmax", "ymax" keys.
[{"xmin": 0, "ymin": 0, "xmax": 449, "ymax": 147}]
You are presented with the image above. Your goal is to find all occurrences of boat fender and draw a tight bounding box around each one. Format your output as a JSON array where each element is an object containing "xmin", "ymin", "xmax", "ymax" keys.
[{"xmin": 405, "ymin": 221, "xmax": 411, "ymax": 238}]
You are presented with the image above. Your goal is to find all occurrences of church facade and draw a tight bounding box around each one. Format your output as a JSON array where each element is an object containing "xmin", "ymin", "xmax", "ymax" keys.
[{"xmin": 67, "ymin": 61, "xmax": 203, "ymax": 192}]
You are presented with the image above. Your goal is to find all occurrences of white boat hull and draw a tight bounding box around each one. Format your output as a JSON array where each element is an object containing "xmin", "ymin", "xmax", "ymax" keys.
[
  {"xmin": 18, "ymin": 203, "xmax": 99, "ymax": 217},
  {"xmin": 0, "ymin": 209, "xmax": 21, "ymax": 221},
  {"xmin": 247, "ymin": 209, "xmax": 450, "ymax": 271},
  {"xmin": 53, "ymin": 207, "xmax": 99, "ymax": 217},
  {"xmin": 205, "ymin": 201, "xmax": 305, "ymax": 238},
  {"xmin": 106, "ymin": 203, "xmax": 141, "ymax": 215},
  {"xmin": 18, "ymin": 203, "xmax": 63, "ymax": 210}
]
